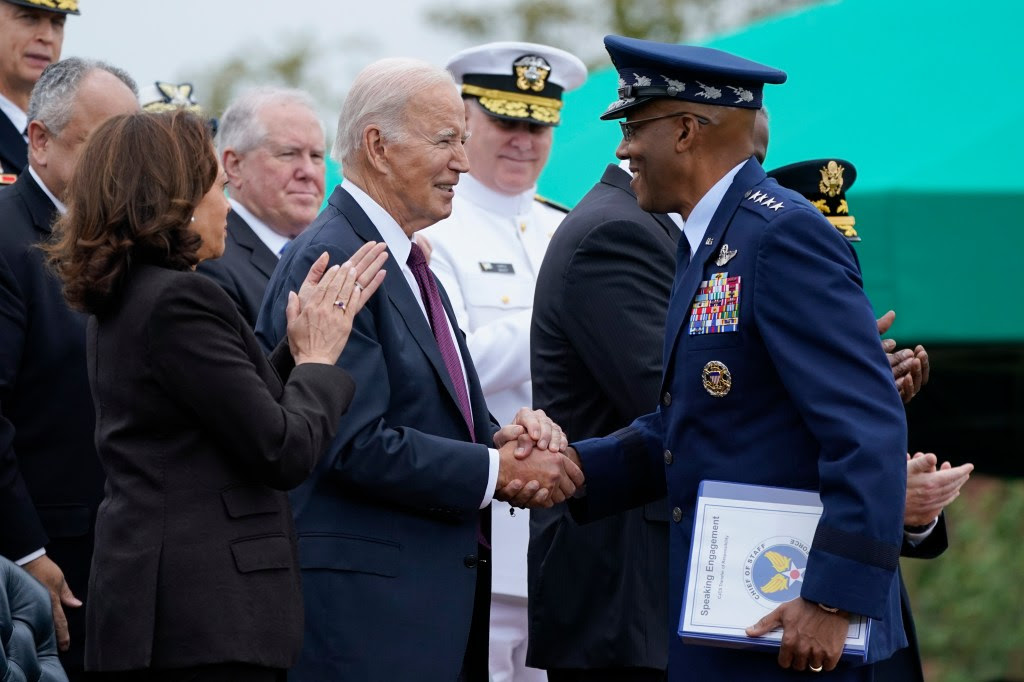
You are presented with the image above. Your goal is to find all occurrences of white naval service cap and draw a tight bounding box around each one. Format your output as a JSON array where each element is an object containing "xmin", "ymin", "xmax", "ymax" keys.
[{"xmin": 446, "ymin": 41, "xmax": 587, "ymax": 126}]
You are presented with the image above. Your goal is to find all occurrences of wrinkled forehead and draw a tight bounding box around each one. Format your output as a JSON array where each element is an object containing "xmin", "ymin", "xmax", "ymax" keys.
[{"xmin": 402, "ymin": 84, "xmax": 466, "ymax": 133}]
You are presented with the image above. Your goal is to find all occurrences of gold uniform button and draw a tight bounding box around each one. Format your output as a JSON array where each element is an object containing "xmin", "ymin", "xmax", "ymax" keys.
[
  {"xmin": 519, "ymin": 222, "xmax": 527, "ymax": 233},
  {"xmin": 501, "ymin": 295, "xmax": 510, "ymax": 304}
]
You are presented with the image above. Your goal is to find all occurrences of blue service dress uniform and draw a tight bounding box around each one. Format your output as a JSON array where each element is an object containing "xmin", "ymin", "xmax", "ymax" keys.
[{"xmin": 572, "ymin": 158, "xmax": 909, "ymax": 680}]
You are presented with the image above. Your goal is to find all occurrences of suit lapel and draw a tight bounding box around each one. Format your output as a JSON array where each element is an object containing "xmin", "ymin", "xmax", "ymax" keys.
[
  {"xmin": 651, "ymin": 212, "xmax": 680, "ymax": 243},
  {"xmin": 332, "ymin": 188, "xmax": 465, "ymax": 418},
  {"xmin": 19, "ymin": 171, "xmax": 57, "ymax": 235},
  {"xmin": 227, "ymin": 211, "xmax": 279, "ymax": 279},
  {"xmin": 600, "ymin": 164, "xmax": 679, "ymax": 243},
  {"xmin": 662, "ymin": 158, "xmax": 765, "ymax": 371}
]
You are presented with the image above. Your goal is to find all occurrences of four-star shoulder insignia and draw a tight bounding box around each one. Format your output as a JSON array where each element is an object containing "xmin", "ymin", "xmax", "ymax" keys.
[{"xmin": 743, "ymin": 187, "xmax": 788, "ymax": 216}]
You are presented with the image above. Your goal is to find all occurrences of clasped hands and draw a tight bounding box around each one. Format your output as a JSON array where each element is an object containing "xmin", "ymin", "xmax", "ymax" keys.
[{"xmin": 492, "ymin": 408, "xmax": 583, "ymax": 508}]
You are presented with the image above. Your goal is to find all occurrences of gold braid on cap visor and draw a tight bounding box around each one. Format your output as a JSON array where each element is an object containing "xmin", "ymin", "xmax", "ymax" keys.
[
  {"xmin": 462, "ymin": 84, "xmax": 562, "ymax": 125},
  {"xmin": 24, "ymin": 0, "xmax": 79, "ymax": 11}
]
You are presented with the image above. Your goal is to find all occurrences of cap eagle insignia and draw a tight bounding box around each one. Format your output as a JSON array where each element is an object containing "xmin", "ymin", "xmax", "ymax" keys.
[
  {"xmin": 818, "ymin": 160, "xmax": 846, "ymax": 198},
  {"xmin": 514, "ymin": 55, "xmax": 551, "ymax": 92}
]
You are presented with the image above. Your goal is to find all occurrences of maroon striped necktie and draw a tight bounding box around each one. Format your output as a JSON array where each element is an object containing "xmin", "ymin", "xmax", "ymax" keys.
[{"xmin": 406, "ymin": 242, "xmax": 475, "ymax": 441}]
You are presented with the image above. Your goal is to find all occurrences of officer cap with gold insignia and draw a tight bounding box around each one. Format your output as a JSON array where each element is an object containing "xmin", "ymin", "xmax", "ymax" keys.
[
  {"xmin": 600, "ymin": 35, "xmax": 786, "ymax": 120},
  {"xmin": 139, "ymin": 81, "xmax": 219, "ymax": 135},
  {"xmin": 446, "ymin": 41, "xmax": 587, "ymax": 126},
  {"xmin": 2, "ymin": 0, "xmax": 80, "ymax": 14},
  {"xmin": 768, "ymin": 159, "xmax": 860, "ymax": 242},
  {"xmin": 139, "ymin": 82, "xmax": 202, "ymax": 114}
]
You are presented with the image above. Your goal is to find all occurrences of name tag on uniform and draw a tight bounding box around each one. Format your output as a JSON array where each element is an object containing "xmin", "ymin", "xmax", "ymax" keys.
[
  {"xmin": 479, "ymin": 262, "xmax": 515, "ymax": 274},
  {"xmin": 689, "ymin": 272, "xmax": 741, "ymax": 335}
]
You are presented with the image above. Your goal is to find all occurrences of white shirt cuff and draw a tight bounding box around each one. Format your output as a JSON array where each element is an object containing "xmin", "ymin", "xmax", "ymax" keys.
[
  {"xmin": 903, "ymin": 517, "xmax": 939, "ymax": 545},
  {"xmin": 15, "ymin": 548, "xmax": 46, "ymax": 565},
  {"xmin": 480, "ymin": 448, "xmax": 500, "ymax": 509}
]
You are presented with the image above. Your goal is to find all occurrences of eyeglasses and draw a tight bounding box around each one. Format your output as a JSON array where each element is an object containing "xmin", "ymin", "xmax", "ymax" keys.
[{"xmin": 619, "ymin": 111, "xmax": 713, "ymax": 142}]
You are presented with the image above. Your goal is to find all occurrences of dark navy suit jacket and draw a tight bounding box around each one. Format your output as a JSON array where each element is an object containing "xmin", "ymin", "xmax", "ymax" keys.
[
  {"xmin": 529, "ymin": 164, "xmax": 675, "ymax": 671},
  {"xmin": 256, "ymin": 185, "xmax": 498, "ymax": 682},
  {"xmin": 572, "ymin": 158, "xmax": 908, "ymax": 681},
  {"xmin": 0, "ymin": 111, "xmax": 27, "ymax": 177},
  {"xmin": 197, "ymin": 209, "xmax": 279, "ymax": 329},
  {"xmin": 0, "ymin": 171, "xmax": 101, "ymax": 673}
]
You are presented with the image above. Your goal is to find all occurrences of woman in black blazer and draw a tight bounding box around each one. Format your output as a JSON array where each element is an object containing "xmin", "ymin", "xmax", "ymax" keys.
[{"xmin": 45, "ymin": 111, "xmax": 386, "ymax": 681}]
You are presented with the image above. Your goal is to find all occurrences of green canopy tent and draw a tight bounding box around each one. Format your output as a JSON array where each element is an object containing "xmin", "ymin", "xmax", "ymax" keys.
[{"xmin": 538, "ymin": 0, "xmax": 1024, "ymax": 344}]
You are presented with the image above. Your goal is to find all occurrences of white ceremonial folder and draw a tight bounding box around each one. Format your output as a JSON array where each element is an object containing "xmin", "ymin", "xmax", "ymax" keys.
[{"xmin": 678, "ymin": 480, "xmax": 870, "ymax": 662}]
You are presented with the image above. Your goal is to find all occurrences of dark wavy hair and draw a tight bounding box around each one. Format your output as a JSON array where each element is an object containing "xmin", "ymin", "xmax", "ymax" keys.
[{"xmin": 45, "ymin": 110, "xmax": 218, "ymax": 315}]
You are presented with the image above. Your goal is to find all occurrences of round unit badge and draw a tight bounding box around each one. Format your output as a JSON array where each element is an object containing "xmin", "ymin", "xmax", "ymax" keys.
[
  {"xmin": 744, "ymin": 538, "xmax": 809, "ymax": 605},
  {"xmin": 701, "ymin": 361, "xmax": 732, "ymax": 397}
]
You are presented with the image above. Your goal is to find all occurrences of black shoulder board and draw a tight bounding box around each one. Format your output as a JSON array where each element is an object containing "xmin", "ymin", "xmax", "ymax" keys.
[{"xmin": 535, "ymin": 194, "xmax": 570, "ymax": 213}]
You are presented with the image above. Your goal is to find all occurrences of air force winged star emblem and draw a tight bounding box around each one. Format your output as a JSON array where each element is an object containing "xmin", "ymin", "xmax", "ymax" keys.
[
  {"xmin": 715, "ymin": 244, "xmax": 737, "ymax": 266},
  {"xmin": 760, "ymin": 550, "xmax": 806, "ymax": 593},
  {"xmin": 745, "ymin": 541, "xmax": 809, "ymax": 603}
]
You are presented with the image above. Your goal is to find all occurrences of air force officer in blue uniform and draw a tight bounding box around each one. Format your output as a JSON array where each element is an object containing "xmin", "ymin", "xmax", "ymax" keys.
[{"xmin": 564, "ymin": 37, "xmax": 908, "ymax": 679}]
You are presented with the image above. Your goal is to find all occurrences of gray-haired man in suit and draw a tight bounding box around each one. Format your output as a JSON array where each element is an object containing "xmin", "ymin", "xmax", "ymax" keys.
[{"xmin": 198, "ymin": 87, "xmax": 326, "ymax": 327}]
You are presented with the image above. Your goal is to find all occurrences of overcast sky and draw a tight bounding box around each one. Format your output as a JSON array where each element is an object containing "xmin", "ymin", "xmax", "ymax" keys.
[{"xmin": 62, "ymin": 0, "xmax": 476, "ymax": 102}]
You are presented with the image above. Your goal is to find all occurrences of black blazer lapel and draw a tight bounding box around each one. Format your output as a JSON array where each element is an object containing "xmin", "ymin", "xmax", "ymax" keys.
[
  {"xmin": 18, "ymin": 171, "xmax": 57, "ymax": 235},
  {"xmin": 600, "ymin": 164, "xmax": 679, "ymax": 243},
  {"xmin": 662, "ymin": 158, "xmax": 765, "ymax": 371},
  {"xmin": 332, "ymin": 186, "xmax": 466, "ymax": 421},
  {"xmin": 227, "ymin": 211, "xmax": 279, "ymax": 279}
]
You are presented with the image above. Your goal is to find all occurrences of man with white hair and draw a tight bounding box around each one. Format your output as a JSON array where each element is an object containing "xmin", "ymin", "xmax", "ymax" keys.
[
  {"xmin": 256, "ymin": 58, "xmax": 583, "ymax": 682},
  {"xmin": 0, "ymin": 56, "xmax": 138, "ymax": 680},
  {"xmin": 198, "ymin": 87, "xmax": 326, "ymax": 327}
]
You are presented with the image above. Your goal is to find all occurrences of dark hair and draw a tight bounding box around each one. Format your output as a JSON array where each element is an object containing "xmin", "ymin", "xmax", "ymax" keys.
[{"xmin": 45, "ymin": 110, "xmax": 218, "ymax": 315}]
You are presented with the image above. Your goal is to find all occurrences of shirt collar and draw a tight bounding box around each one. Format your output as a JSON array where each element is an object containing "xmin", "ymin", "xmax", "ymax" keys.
[
  {"xmin": 339, "ymin": 179, "xmax": 412, "ymax": 266},
  {"xmin": 229, "ymin": 198, "xmax": 291, "ymax": 257},
  {"xmin": 456, "ymin": 172, "xmax": 536, "ymax": 217},
  {"xmin": 28, "ymin": 165, "xmax": 65, "ymax": 214},
  {"xmin": 682, "ymin": 159, "xmax": 748, "ymax": 258},
  {"xmin": 0, "ymin": 92, "xmax": 28, "ymax": 141}
]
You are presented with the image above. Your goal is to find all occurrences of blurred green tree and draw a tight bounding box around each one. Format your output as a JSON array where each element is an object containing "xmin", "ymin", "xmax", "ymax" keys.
[
  {"xmin": 425, "ymin": 0, "xmax": 816, "ymax": 69},
  {"xmin": 902, "ymin": 476, "xmax": 1024, "ymax": 682}
]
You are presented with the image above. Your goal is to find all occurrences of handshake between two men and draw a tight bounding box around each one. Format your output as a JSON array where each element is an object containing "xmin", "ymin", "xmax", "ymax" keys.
[{"xmin": 492, "ymin": 408, "xmax": 583, "ymax": 508}]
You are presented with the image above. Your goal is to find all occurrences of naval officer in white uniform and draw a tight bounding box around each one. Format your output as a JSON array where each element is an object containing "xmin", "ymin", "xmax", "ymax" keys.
[{"xmin": 422, "ymin": 41, "xmax": 587, "ymax": 682}]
